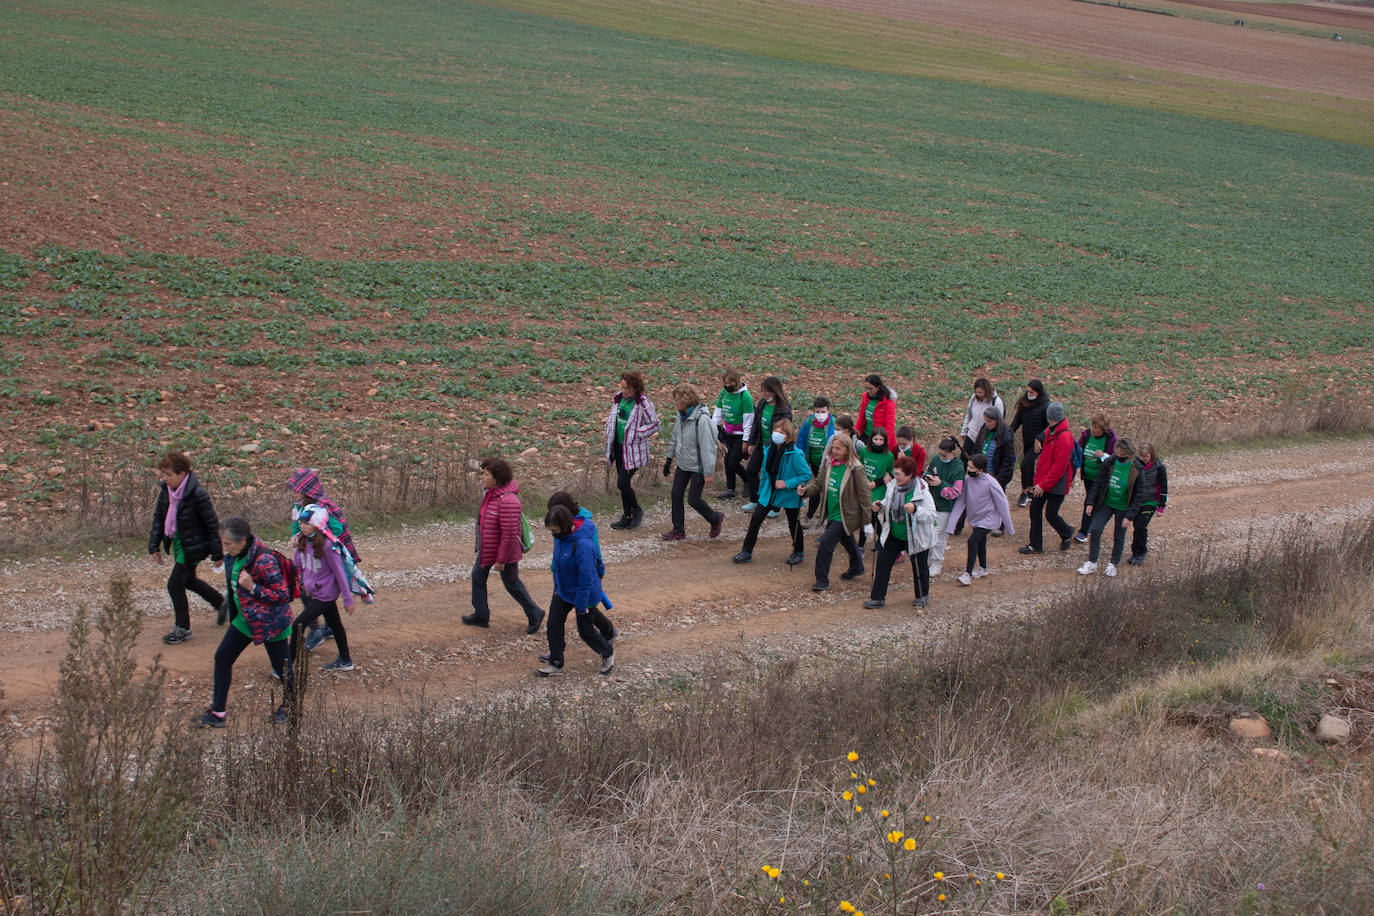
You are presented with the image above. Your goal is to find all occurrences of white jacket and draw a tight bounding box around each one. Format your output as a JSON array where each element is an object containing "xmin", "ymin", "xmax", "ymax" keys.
[
  {"xmin": 961, "ymin": 391, "xmax": 1006, "ymax": 441},
  {"xmin": 877, "ymin": 478, "xmax": 938, "ymax": 553}
]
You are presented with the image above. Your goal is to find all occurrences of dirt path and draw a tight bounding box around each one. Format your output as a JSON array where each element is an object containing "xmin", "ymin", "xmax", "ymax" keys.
[{"xmin": 1, "ymin": 439, "xmax": 1371, "ymax": 730}]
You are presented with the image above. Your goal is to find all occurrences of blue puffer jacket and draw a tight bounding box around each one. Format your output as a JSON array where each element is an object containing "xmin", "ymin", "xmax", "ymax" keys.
[
  {"xmin": 551, "ymin": 520, "xmax": 612, "ymax": 612},
  {"xmin": 756, "ymin": 443, "xmax": 814, "ymax": 509}
]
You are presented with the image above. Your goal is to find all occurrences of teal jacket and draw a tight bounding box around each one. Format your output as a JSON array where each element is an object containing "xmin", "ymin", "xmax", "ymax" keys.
[{"xmin": 756, "ymin": 443, "xmax": 813, "ymax": 509}]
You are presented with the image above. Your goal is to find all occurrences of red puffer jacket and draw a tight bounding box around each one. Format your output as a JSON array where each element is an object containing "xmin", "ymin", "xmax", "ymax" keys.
[
  {"xmin": 476, "ymin": 481, "xmax": 526, "ymax": 566},
  {"xmin": 1034, "ymin": 420, "xmax": 1076, "ymax": 495},
  {"xmin": 856, "ymin": 390, "xmax": 897, "ymax": 445}
]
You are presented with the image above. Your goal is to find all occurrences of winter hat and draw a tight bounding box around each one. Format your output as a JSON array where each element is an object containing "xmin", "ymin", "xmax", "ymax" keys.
[
  {"xmin": 1046, "ymin": 402, "xmax": 1066, "ymax": 425},
  {"xmin": 298, "ymin": 503, "xmax": 330, "ymax": 531}
]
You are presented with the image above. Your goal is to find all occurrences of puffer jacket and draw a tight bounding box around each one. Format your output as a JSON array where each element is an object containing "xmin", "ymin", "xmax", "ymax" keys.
[
  {"xmin": 148, "ymin": 472, "xmax": 222, "ymax": 564},
  {"xmin": 856, "ymin": 387, "xmax": 897, "ymax": 446},
  {"xmin": 476, "ymin": 481, "xmax": 526, "ymax": 567},
  {"xmin": 756, "ymin": 442, "xmax": 813, "ymax": 509},
  {"xmin": 1086, "ymin": 456, "xmax": 1148, "ymax": 519},
  {"xmin": 224, "ymin": 537, "xmax": 293, "ymax": 645},
  {"xmin": 551, "ymin": 520, "xmax": 611, "ymax": 612}
]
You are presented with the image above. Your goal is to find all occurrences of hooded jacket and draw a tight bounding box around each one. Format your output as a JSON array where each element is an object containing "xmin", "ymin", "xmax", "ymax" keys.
[
  {"xmin": 1033, "ymin": 419, "xmax": 1075, "ymax": 495},
  {"xmin": 224, "ymin": 536, "xmax": 293, "ymax": 645},
  {"xmin": 756, "ymin": 442, "xmax": 813, "ymax": 509},
  {"xmin": 551, "ymin": 519, "xmax": 611, "ymax": 612},
  {"xmin": 856, "ymin": 387, "xmax": 897, "ymax": 446},
  {"xmin": 877, "ymin": 477, "xmax": 939, "ymax": 553},
  {"xmin": 604, "ymin": 393, "xmax": 661, "ymax": 470},
  {"xmin": 287, "ymin": 468, "xmax": 360, "ymax": 562},
  {"xmin": 667, "ymin": 404, "xmax": 719, "ymax": 474},
  {"xmin": 148, "ymin": 471, "xmax": 222, "ymax": 565},
  {"xmin": 476, "ymin": 480, "xmax": 526, "ymax": 567},
  {"xmin": 947, "ymin": 472, "xmax": 1016, "ymax": 535}
]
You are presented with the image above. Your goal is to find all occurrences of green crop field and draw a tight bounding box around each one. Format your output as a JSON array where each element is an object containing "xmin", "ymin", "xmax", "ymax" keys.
[{"xmin": 0, "ymin": 0, "xmax": 1371, "ymax": 527}]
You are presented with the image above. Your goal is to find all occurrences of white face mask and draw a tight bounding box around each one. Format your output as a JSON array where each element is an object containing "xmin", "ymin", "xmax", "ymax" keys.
[
  {"xmin": 1027, "ymin": 391, "xmax": 1038, "ymax": 400},
  {"xmin": 815, "ymin": 411, "xmax": 830, "ymax": 422},
  {"xmin": 771, "ymin": 431, "xmax": 786, "ymax": 445}
]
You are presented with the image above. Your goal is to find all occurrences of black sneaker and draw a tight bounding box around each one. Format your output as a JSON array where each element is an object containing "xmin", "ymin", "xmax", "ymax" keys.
[
  {"xmin": 1059, "ymin": 538, "xmax": 1074, "ymax": 551},
  {"xmin": 840, "ymin": 566, "xmax": 865, "ymax": 581},
  {"xmin": 912, "ymin": 596, "xmax": 930, "ymax": 609},
  {"xmin": 537, "ymin": 663, "xmax": 564, "ymax": 677},
  {"xmin": 460, "ymin": 613, "xmax": 489, "ymax": 628},
  {"xmin": 199, "ymin": 708, "xmax": 226, "ymax": 728},
  {"xmin": 610, "ymin": 515, "xmax": 632, "ymax": 530},
  {"xmin": 786, "ymin": 551, "xmax": 805, "ymax": 566},
  {"xmin": 717, "ymin": 489, "xmax": 736, "ymax": 499},
  {"xmin": 628, "ymin": 508, "xmax": 643, "ymax": 529},
  {"xmin": 215, "ymin": 601, "xmax": 227, "ymax": 626},
  {"xmin": 1017, "ymin": 493, "xmax": 1030, "ymax": 508},
  {"xmin": 322, "ymin": 657, "xmax": 354, "ymax": 672},
  {"xmin": 732, "ymin": 551, "xmax": 753, "ymax": 564},
  {"xmin": 163, "ymin": 626, "xmax": 191, "ymax": 645},
  {"xmin": 272, "ymin": 705, "xmax": 289, "ymax": 725},
  {"xmin": 811, "ymin": 582, "xmax": 829, "ymax": 592},
  {"xmin": 1018, "ymin": 546, "xmax": 1042, "ymax": 555},
  {"xmin": 863, "ymin": 598, "xmax": 884, "ymax": 609},
  {"xmin": 524, "ymin": 610, "xmax": 545, "ymax": 635}
]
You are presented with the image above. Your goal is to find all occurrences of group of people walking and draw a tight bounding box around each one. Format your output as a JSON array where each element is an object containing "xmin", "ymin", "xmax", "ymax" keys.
[{"xmin": 147, "ymin": 371, "xmax": 1169, "ymax": 720}]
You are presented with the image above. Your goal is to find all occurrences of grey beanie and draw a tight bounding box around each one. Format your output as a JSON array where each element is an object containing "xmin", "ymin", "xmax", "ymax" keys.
[{"xmin": 1046, "ymin": 402, "xmax": 1065, "ymax": 424}]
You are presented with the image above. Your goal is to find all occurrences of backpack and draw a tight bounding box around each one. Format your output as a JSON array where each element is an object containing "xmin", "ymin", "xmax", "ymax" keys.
[
  {"xmin": 266, "ymin": 547, "xmax": 301, "ymax": 602},
  {"xmin": 1070, "ymin": 437, "xmax": 1085, "ymax": 471},
  {"xmin": 520, "ymin": 513, "xmax": 535, "ymax": 553}
]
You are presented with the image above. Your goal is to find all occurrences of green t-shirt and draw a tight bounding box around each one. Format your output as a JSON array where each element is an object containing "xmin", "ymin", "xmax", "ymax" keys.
[
  {"xmin": 826, "ymin": 464, "xmax": 846, "ymax": 523},
  {"xmin": 760, "ymin": 402, "xmax": 776, "ymax": 440},
  {"xmin": 806, "ymin": 420, "xmax": 829, "ymax": 467},
  {"xmin": 172, "ymin": 535, "xmax": 185, "ymax": 565},
  {"xmin": 229, "ymin": 549, "xmax": 289, "ymax": 642},
  {"xmin": 1082, "ymin": 433, "xmax": 1108, "ymax": 481},
  {"xmin": 887, "ymin": 503, "xmax": 909, "ymax": 542},
  {"xmin": 1104, "ymin": 459, "xmax": 1133, "ymax": 511},
  {"xmin": 863, "ymin": 398, "xmax": 877, "ymax": 432},
  {"xmin": 858, "ymin": 446, "xmax": 894, "ymax": 503},
  {"xmin": 615, "ymin": 399, "xmax": 632, "ymax": 444},
  {"xmin": 715, "ymin": 388, "xmax": 753, "ymax": 427}
]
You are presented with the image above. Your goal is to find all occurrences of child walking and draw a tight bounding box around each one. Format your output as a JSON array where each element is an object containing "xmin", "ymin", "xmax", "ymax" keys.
[
  {"xmin": 733, "ymin": 418, "xmax": 811, "ymax": 566},
  {"xmin": 799, "ymin": 397, "xmax": 835, "ymax": 526},
  {"xmin": 1129, "ymin": 443, "xmax": 1168, "ymax": 565},
  {"xmin": 290, "ymin": 505, "xmax": 356, "ymax": 672},
  {"xmin": 538, "ymin": 506, "xmax": 616, "ymax": 677},
  {"xmin": 947, "ymin": 454, "xmax": 1015, "ymax": 586}
]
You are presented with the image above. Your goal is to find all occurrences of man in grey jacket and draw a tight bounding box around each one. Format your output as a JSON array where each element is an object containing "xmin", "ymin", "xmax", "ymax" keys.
[{"xmin": 662, "ymin": 383, "xmax": 724, "ymax": 541}]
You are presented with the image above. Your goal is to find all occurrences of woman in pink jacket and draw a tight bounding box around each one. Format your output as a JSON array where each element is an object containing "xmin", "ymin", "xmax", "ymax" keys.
[{"xmin": 461, "ymin": 457, "xmax": 544, "ymax": 634}]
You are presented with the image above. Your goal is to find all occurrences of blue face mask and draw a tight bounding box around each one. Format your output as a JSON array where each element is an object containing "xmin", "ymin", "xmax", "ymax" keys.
[{"xmin": 771, "ymin": 431, "xmax": 786, "ymax": 445}]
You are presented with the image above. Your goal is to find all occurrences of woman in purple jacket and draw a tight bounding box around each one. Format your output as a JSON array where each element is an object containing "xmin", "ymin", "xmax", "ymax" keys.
[
  {"xmin": 946, "ymin": 454, "xmax": 1015, "ymax": 586},
  {"xmin": 290, "ymin": 505, "xmax": 356, "ymax": 672}
]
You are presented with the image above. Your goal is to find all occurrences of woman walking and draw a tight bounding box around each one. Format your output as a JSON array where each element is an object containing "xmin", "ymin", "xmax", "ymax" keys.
[
  {"xmin": 290, "ymin": 505, "xmax": 355, "ymax": 672},
  {"xmin": 662, "ymin": 383, "xmax": 724, "ymax": 541},
  {"xmin": 604, "ymin": 371, "xmax": 660, "ymax": 530},
  {"xmin": 947, "ymin": 454, "xmax": 1015, "ymax": 586},
  {"xmin": 147, "ymin": 451, "xmax": 225, "ymax": 646},
  {"xmin": 1020, "ymin": 402, "xmax": 1076, "ymax": 555},
  {"xmin": 865, "ymin": 456, "xmax": 938, "ymax": 609},
  {"xmin": 461, "ymin": 457, "xmax": 544, "ymax": 634},
  {"xmin": 199, "ymin": 517, "xmax": 294, "ymax": 727},
  {"xmin": 741, "ymin": 376, "xmax": 792, "ymax": 513},
  {"xmin": 799, "ymin": 432, "xmax": 870, "ymax": 592},
  {"xmin": 1078, "ymin": 438, "xmax": 1145, "ymax": 577},
  {"xmin": 537, "ymin": 506, "xmax": 616, "ymax": 677},
  {"xmin": 733, "ymin": 418, "xmax": 810, "ymax": 566},
  {"xmin": 1073, "ymin": 413, "xmax": 1118, "ymax": 542},
  {"xmin": 711, "ymin": 368, "xmax": 754, "ymax": 499},
  {"xmin": 543, "ymin": 492, "xmax": 617, "ymax": 648},
  {"xmin": 973, "ymin": 407, "xmax": 1016, "ymax": 493},
  {"xmin": 959, "ymin": 377, "xmax": 1006, "ymax": 457},
  {"xmin": 855, "ymin": 374, "xmax": 897, "ymax": 447},
  {"xmin": 922, "ymin": 437, "xmax": 966, "ymax": 577},
  {"xmin": 1129, "ymin": 443, "xmax": 1168, "ymax": 565},
  {"xmin": 1009, "ymin": 379, "xmax": 1049, "ymax": 507},
  {"xmin": 855, "ymin": 428, "xmax": 895, "ymax": 551},
  {"xmin": 799, "ymin": 396, "xmax": 835, "ymax": 526}
]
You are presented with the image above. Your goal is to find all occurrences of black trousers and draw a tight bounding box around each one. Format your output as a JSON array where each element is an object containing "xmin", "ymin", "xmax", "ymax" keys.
[
  {"xmin": 814, "ymin": 520, "xmax": 862, "ymax": 587},
  {"xmin": 470, "ymin": 562, "xmax": 542, "ymax": 625},
  {"xmin": 1132, "ymin": 505, "xmax": 1157, "ymax": 557},
  {"xmin": 965, "ymin": 526, "xmax": 992, "ymax": 573},
  {"xmin": 213, "ymin": 626, "xmax": 291, "ymax": 714},
  {"xmin": 291, "ymin": 597, "xmax": 350, "ymax": 662},
  {"xmin": 721, "ymin": 432, "xmax": 744, "ymax": 491},
  {"xmin": 743, "ymin": 446, "xmax": 765, "ymax": 501},
  {"xmin": 545, "ymin": 594, "xmax": 613, "ymax": 666},
  {"xmin": 612, "ymin": 441, "xmax": 640, "ymax": 518},
  {"xmin": 168, "ymin": 561, "xmax": 223, "ymax": 631},
  {"xmin": 805, "ymin": 456, "xmax": 824, "ymax": 518},
  {"xmin": 741, "ymin": 502, "xmax": 803, "ymax": 555},
  {"xmin": 870, "ymin": 536, "xmax": 929, "ymax": 602},
  {"xmin": 671, "ymin": 467, "xmax": 718, "ymax": 532},
  {"xmin": 1076, "ymin": 479, "xmax": 1099, "ymax": 535},
  {"xmin": 1019, "ymin": 447, "xmax": 1038, "ymax": 491},
  {"xmin": 1088, "ymin": 506, "xmax": 1130, "ymax": 564},
  {"xmin": 1029, "ymin": 493, "xmax": 1073, "ymax": 551}
]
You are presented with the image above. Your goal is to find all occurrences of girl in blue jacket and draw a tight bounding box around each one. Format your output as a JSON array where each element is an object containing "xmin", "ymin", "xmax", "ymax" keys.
[
  {"xmin": 538, "ymin": 505, "xmax": 616, "ymax": 678},
  {"xmin": 733, "ymin": 419, "xmax": 811, "ymax": 566}
]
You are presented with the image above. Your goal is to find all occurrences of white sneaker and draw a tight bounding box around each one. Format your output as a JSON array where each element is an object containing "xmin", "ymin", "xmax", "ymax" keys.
[
  {"xmin": 929, "ymin": 565, "xmax": 942, "ymax": 577},
  {"xmin": 600, "ymin": 652, "xmax": 615, "ymax": 676},
  {"xmin": 1105, "ymin": 563, "xmax": 1117, "ymax": 578},
  {"xmin": 956, "ymin": 572, "xmax": 972, "ymax": 586},
  {"xmin": 1073, "ymin": 532, "xmax": 1089, "ymax": 543},
  {"xmin": 971, "ymin": 566, "xmax": 989, "ymax": 579},
  {"xmin": 1077, "ymin": 561, "xmax": 1098, "ymax": 575}
]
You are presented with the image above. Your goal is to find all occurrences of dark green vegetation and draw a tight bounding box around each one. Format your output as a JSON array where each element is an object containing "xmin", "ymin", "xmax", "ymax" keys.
[{"xmin": 0, "ymin": 0, "xmax": 1371, "ymax": 534}]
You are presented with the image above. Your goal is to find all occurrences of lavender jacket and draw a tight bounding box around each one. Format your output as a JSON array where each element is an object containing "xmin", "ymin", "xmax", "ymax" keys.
[
  {"xmin": 604, "ymin": 393, "xmax": 661, "ymax": 470},
  {"xmin": 295, "ymin": 541, "xmax": 355, "ymax": 608},
  {"xmin": 946, "ymin": 472, "xmax": 1015, "ymax": 536}
]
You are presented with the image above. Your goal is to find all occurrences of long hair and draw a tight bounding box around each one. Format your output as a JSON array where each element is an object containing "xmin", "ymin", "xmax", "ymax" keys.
[
  {"xmin": 826, "ymin": 431, "xmax": 861, "ymax": 468},
  {"xmin": 865, "ymin": 374, "xmax": 889, "ymax": 401},
  {"xmin": 296, "ymin": 529, "xmax": 326, "ymax": 559},
  {"xmin": 544, "ymin": 504, "xmax": 575, "ymax": 537},
  {"xmin": 1014, "ymin": 379, "xmax": 1046, "ymax": 411},
  {"xmin": 760, "ymin": 375, "xmax": 788, "ymax": 408}
]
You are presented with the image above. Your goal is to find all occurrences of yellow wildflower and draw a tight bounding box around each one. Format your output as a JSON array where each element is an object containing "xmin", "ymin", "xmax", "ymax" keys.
[
  {"xmin": 856, "ymin": 784, "xmax": 867, "ymax": 795},
  {"xmin": 938, "ymin": 893, "xmax": 947, "ymax": 902},
  {"xmin": 996, "ymin": 872, "xmax": 1005, "ymax": 881},
  {"xmin": 840, "ymin": 902, "xmax": 855, "ymax": 913},
  {"xmin": 904, "ymin": 838, "xmax": 917, "ymax": 851},
  {"xmin": 855, "ymin": 804, "xmax": 863, "ymax": 813},
  {"xmin": 924, "ymin": 815, "xmax": 932, "ymax": 823},
  {"xmin": 867, "ymin": 778, "xmax": 876, "ymax": 786},
  {"xmin": 934, "ymin": 871, "xmax": 944, "ymax": 881},
  {"xmin": 847, "ymin": 751, "xmax": 859, "ymax": 762},
  {"xmin": 843, "ymin": 790, "xmax": 853, "ymax": 801},
  {"xmin": 881, "ymin": 809, "xmax": 890, "ymax": 818}
]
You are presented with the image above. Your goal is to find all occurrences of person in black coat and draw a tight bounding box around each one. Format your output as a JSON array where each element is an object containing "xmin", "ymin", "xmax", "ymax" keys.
[
  {"xmin": 147, "ymin": 451, "xmax": 225, "ymax": 645},
  {"xmin": 1008, "ymin": 379, "xmax": 1049, "ymax": 507},
  {"xmin": 972, "ymin": 407, "xmax": 1016, "ymax": 490},
  {"xmin": 739, "ymin": 376, "xmax": 793, "ymax": 511}
]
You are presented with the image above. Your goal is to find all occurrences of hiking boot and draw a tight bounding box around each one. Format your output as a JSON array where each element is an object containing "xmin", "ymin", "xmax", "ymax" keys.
[
  {"xmin": 717, "ymin": 489, "xmax": 736, "ymax": 499},
  {"xmin": 732, "ymin": 551, "xmax": 753, "ymax": 564},
  {"xmin": 322, "ymin": 657, "xmax": 354, "ymax": 672},
  {"xmin": 1074, "ymin": 532, "xmax": 1089, "ymax": 544},
  {"xmin": 460, "ymin": 613, "xmax": 490, "ymax": 628},
  {"xmin": 627, "ymin": 508, "xmax": 643, "ymax": 529},
  {"xmin": 709, "ymin": 513, "xmax": 724, "ymax": 539},
  {"xmin": 971, "ymin": 566, "xmax": 989, "ymax": 579},
  {"xmin": 912, "ymin": 596, "xmax": 930, "ymax": 609},
  {"xmin": 956, "ymin": 572, "xmax": 973, "ymax": 586},
  {"xmin": 661, "ymin": 529, "xmax": 686, "ymax": 541},
  {"xmin": 840, "ymin": 566, "xmax": 865, "ymax": 581},
  {"xmin": 863, "ymin": 598, "xmax": 885, "ymax": 609},
  {"xmin": 272, "ymin": 705, "xmax": 289, "ymax": 725},
  {"xmin": 1105, "ymin": 563, "xmax": 1118, "ymax": 578},
  {"xmin": 1077, "ymin": 561, "xmax": 1098, "ymax": 575},
  {"xmin": 536, "ymin": 663, "xmax": 564, "ymax": 678},
  {"xmin": 785, "ymin": 551, "xmax": 805, "ymax": 566},
  {"xmin": 610, "ymin": 515, "xmax": 632, "ymax": 530},
  {"xmin": 599, "ymin": 652, "xmax": 615, "ymax": 676},
  {"xmin": 199, "ymin": 708, "xmax": 226, "ymax": 729},
  {"xmin": 524, "ymin": 610, "xmax": 546, "ymax": 635},
  {"xmin": 162, "ymin": 626, "xmax": 191, "ymax": 645},
  {"xmin": 1018, "ymin": 546, "xmax": 1042, "ymax": 555},
  {"xmin": 811, "ymin": 582, "xmax": 829, "ymax": 592}
]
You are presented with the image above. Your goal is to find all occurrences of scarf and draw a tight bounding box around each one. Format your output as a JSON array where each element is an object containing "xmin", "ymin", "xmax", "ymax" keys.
[
  {"xmin": 164, "ymin": 476, "xmax": 188, "ymax": 539},
  {"xmin": 887, "ymin": 477, "xmax": 917, "ymax": 526}
]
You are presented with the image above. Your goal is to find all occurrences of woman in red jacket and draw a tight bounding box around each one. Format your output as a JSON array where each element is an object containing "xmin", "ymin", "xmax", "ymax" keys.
[
  {"xmin": 855, "ymin": 375, "xmax": 897, "ymax": 447},
  {"xmin": 461, "ymin": 457, "xmax": 545, "ymax": 634},
  {"xmin": 1018, "ymin": 402, "xmax": 1077, "ymax": 555}
]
